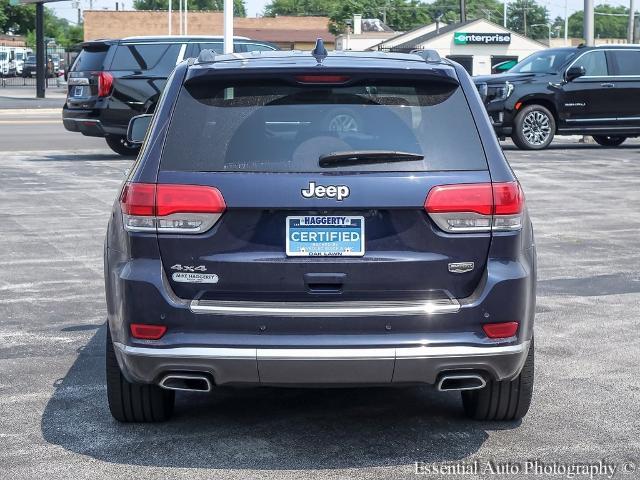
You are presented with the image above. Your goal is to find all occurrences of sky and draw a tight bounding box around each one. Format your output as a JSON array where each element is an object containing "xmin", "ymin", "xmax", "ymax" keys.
[{"xmin": 48, "ymin": 0, "xmax": 634, "ymax": 26}]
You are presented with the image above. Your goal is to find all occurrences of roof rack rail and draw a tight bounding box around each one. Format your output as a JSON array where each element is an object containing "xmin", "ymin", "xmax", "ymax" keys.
[
  {"xmin": 410, "ymin": 49, "xmax": 441, "ymax": 62},
  {"xmin": 196, "ymin": 49, "xmax": 216, "ymax": 64}
]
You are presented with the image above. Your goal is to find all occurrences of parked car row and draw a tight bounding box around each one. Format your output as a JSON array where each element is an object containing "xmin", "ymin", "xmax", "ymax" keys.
[
  {"xmin": 62, "ymin": 35, "xmax": 278, "ymax": 155},
  {"xmin": 474, "ymin": 44, "xmax": 640, "ymax": 150},
  {"xmin": 20, "ymin": 54, "xmax": 63, "ymax": 78},
  {"xmin": 0, "ymin": 46, "xmax": 32, "ymax": 77}
]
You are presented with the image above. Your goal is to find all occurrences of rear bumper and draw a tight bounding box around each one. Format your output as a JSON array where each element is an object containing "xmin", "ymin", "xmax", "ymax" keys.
[
  {"xmin": 114, "ymin": 340, "xmax": 531, "ymax": 386},
  {"xmin": 62, "ymin": 106, "xmax": 127, "ymax": 137},
  {"xmin": 106, "ymin": 246, "xmax": 536, "ymax": 387}
]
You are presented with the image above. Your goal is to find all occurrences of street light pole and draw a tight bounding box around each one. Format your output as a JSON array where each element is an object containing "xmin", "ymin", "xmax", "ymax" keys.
[{"xmin": 168, "ymin": 0, "xmax": 172, "ymax": 35}]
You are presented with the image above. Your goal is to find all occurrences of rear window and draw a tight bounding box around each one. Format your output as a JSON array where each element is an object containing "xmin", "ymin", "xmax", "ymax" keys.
[
  {"xmin": 111, "ymin": 43, "xmax": 181, "ymax": 73},
  {"xmin": 71, "ymin": 48, "xmax": 108, "ymax": 72},
  {"xmin": 161, "ymin": 78, "xmax": 487, "ymax": 172}
]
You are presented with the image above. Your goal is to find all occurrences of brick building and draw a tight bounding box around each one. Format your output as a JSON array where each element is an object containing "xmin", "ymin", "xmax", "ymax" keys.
[{"xmin": 83, "ymin": 11, "xmax": 335, "ymax": 50}]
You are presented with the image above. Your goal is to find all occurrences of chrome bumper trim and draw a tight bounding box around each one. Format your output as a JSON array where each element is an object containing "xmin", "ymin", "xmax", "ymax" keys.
[
  {"xmin": 114, "ymin": 343, "xmax": 256, "ymax": 360},
  {"xmin": 114, "ymin": 341, "xmax": 528, "ymax": 361},
  {"xmin": 189, "ymin": 298, "xmax": 460, "ymax": 317}
]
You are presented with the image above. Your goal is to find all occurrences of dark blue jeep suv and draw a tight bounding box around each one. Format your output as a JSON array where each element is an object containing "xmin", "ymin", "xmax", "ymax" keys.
[{"xmin": 104, "ymin": 44, "xmax": 536, "ymax": 423}]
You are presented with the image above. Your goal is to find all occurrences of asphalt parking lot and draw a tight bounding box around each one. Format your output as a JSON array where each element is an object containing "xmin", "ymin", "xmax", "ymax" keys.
[{"xmin": 1, "ymin": 109, "xmax": 639, "ymax": 479}]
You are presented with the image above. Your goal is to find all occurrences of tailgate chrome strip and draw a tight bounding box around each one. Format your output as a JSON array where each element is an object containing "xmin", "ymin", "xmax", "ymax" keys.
[
  {"xmin": 189, "ymin": 298, "xmax": 460, "ymax": 317},
  {"xmin": 115, "ymin": 341, "xmax": 528, "ymax": 360}
]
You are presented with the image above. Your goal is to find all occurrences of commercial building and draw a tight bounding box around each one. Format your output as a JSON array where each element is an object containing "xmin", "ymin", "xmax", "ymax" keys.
[
  {"xmin": 335, "ymin": 15, "xmax": 397, "ymax": 51},
  {"xmin": 372, "ymin": 18, "xmax": 547, "ymax": 76},
  {"xmin": 83, "ymin": 11, "xmax": 334, "ymax": 50}
]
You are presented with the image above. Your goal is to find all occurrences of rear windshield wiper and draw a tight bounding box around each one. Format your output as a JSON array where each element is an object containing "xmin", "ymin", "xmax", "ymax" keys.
[{"xmin": 319, "ymin": 150, "xmax": 424, "ymax": 168}]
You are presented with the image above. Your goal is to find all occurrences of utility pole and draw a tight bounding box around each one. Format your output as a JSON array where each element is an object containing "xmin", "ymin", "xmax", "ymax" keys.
[
  {"xmin": 184, "ymin": 0, "xmax": 188, "ymax": 35},
  {"xmin": 504, "ymin": 0, "xmax": 507, "ymax": 27},
  {"xmin": 223, "ymin": 0, "xmax": 233, "ymax": 53},
  {"xmin": 460, "ymin": 0, "xmax": 466, "ymax": 22},
  {"xmin": 628, "ymin": 0, "xmax": 635, "ymax": 43},
  {"xmin": 179, "ymin": 0, "xmax": 183, "ymax": 35},
  {"xmin": 36, "ymin": 1, "xmax": 45, "ymax": 98},
  {"xmin": 524, "ymin": 0, "xmax": 527, "ymax": 37},
  {"xmin": 564, "ymin": 0, "xmax": 569, "ymax": 45},
  {"xmin": 169, "ymin": 0, "xmax": 172, "ymax": 35},
  {"xmin": 584, "ymin": 0, "xmax": 594, "ymax": 45}
]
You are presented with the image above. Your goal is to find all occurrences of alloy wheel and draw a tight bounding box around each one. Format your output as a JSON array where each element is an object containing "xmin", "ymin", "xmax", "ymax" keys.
[{"xmin": 522, "ymin": 110, "xmax": 551, "ymax": 146}]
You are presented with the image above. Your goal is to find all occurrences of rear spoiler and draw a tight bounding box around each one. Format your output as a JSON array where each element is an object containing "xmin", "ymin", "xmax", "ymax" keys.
[{"xmin": 79, "ymin": 40, "xmax": 114, "ymax": 50}]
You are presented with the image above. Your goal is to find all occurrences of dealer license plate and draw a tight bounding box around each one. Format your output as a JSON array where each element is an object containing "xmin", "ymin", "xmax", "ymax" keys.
[{"xmin": 286, "ymin": 215, "xmax": 365, "ymax": 257}]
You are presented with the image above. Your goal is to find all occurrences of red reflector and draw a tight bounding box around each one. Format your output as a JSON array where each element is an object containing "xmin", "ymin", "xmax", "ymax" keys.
[
  {"xmin": 97, "ymin": 71, "xmax": 113, "ymax": 97},
  {"xmin": 295, "ymin": 75, "xmax": 351, "ymax": 84},
  {"xmin": 156, "ymin": 184, "xmax": 226, "ymax": 217},
  {"xmin": 130, "ymin": 323, "xmax": 167, "ymax": 340},
  {"xmin": 483, "ymin": 322, "xmax": 519, "ymax": 339},
  {"xmin": 425, "ymin": 183, "xmax": 493, "ymax": 216},
  {"xmin": 493, "ymin": 182, "xmax": 524, "ymax": 215},
  {"xmin": 120, "ymin": 183, "xmax": 155, "ymax": 216}
]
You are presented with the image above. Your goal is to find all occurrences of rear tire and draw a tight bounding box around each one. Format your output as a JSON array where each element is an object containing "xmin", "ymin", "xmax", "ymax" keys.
[
  {"xmin": 512, "ymin": 104, "xmax": 555, "ymax": 150},
  {"xmin": 592, "ymin": 135, "xmax": 626, "ymax": 147},
  {"xmin": 106, "ymin": 327, "xmax": 175, "ymax": 422},
  {"xmin": 105, "ymin": 135, "xmax": 141, "ymax": 157},
  {"xmin": 461, "ymin": 338, "xmax": 534, "ymax": 421}
]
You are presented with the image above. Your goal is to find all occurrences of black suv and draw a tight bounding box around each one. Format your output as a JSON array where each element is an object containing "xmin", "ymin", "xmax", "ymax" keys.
[
  {"xmin": 62, "ymin": 36, "xmax": 278, "ymax": 156},
  {"xmin": 474, "ymin": 45, "xmax": 640, "ymax": 150}
]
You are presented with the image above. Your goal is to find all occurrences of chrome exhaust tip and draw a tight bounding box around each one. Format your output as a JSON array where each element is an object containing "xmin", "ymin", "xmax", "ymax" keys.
[
  {"xmin": 159, "ymin": 373, "xmax": 212, "ymax": 392},
  {"xmin": 436, "ymin": 373, "xmax": 486, "ymax": 392}
]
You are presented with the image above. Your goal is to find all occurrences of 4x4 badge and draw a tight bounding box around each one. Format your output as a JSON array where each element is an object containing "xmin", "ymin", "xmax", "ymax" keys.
[
  {"xmin": 448, "ymin": 262, "xmax": 474, "ymax": 274},
  {"xmin": 301, "ymin": 181, "xmax": 350, "ymax": 201}
]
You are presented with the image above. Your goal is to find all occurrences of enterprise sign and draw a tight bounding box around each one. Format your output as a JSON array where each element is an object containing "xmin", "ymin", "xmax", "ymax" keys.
[{"xmin": 454, "ymin": 32, "xmax": 512, "ymax": 45}]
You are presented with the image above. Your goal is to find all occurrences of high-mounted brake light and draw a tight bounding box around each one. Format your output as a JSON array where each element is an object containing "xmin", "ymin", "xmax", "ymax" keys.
[
  {"xmin": 130, "ymin": 323, "xmax": 167, "ymax": 340},
  {"xmin": 482, "ymin": 321, "xmax": 519, "ymax": 339},
  {"xmin": 120, "ymin": 183, "xmax": 226, "ymax": 234},
  {"xmin": 425, "ymin": 182, "xmax": 523, "ymax": 233},
  {"xmin": 97, "ymin": 71, "xmax": 113, "ymax": 97},
  {"xmin": 295, "ymin": 75, "xmax": 351, "ymax": 84}
]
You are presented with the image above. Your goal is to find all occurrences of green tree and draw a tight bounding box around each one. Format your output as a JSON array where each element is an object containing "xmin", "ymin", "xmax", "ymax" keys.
[
  {"xmin": 506, "ymin": 0, "xmax": 549, "ymax": 38},
  {"xmin": 568, "ymin": 4, "xmax": 628, "ymax": 39},
  {"xmin": 426, "ymin": 0, "xmax": 505, "ymax": 25},
  {"xmin": 328, "ymin": 0, "xmax": 432, "ymax": 34},
  {"xmin": 133, "ymin": 0, "xmax": 247, "ymax": 16},
  {"xmin": 1, "ymin": 1, "xmax": 83, "ymax": 48},
  {"xmin": 264, "ymin": 0, "xmax": 336, "ymax": 16},
  {"xmin": 551, "ymin": 15, "xmax": 564, "ymax": 38}
]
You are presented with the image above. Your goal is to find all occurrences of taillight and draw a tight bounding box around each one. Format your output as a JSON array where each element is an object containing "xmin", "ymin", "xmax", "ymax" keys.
[
  {"xmin": 425, "ymin": 181, "xmax": 523, "ymax": 233},
  {"xmin": 119, "ymin": 183, "xmax": 226, "ymax": 234},
  {"xmin": 482, "ymin": 321, "xmax": 519, "ymax": 339},
  {"xmin": 97, "ymin": 71, "xmax": 113, "ymax": 97},
  {"xmin": 130, "ymin": 323, "xmax": 167, "ymax": 340}
]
